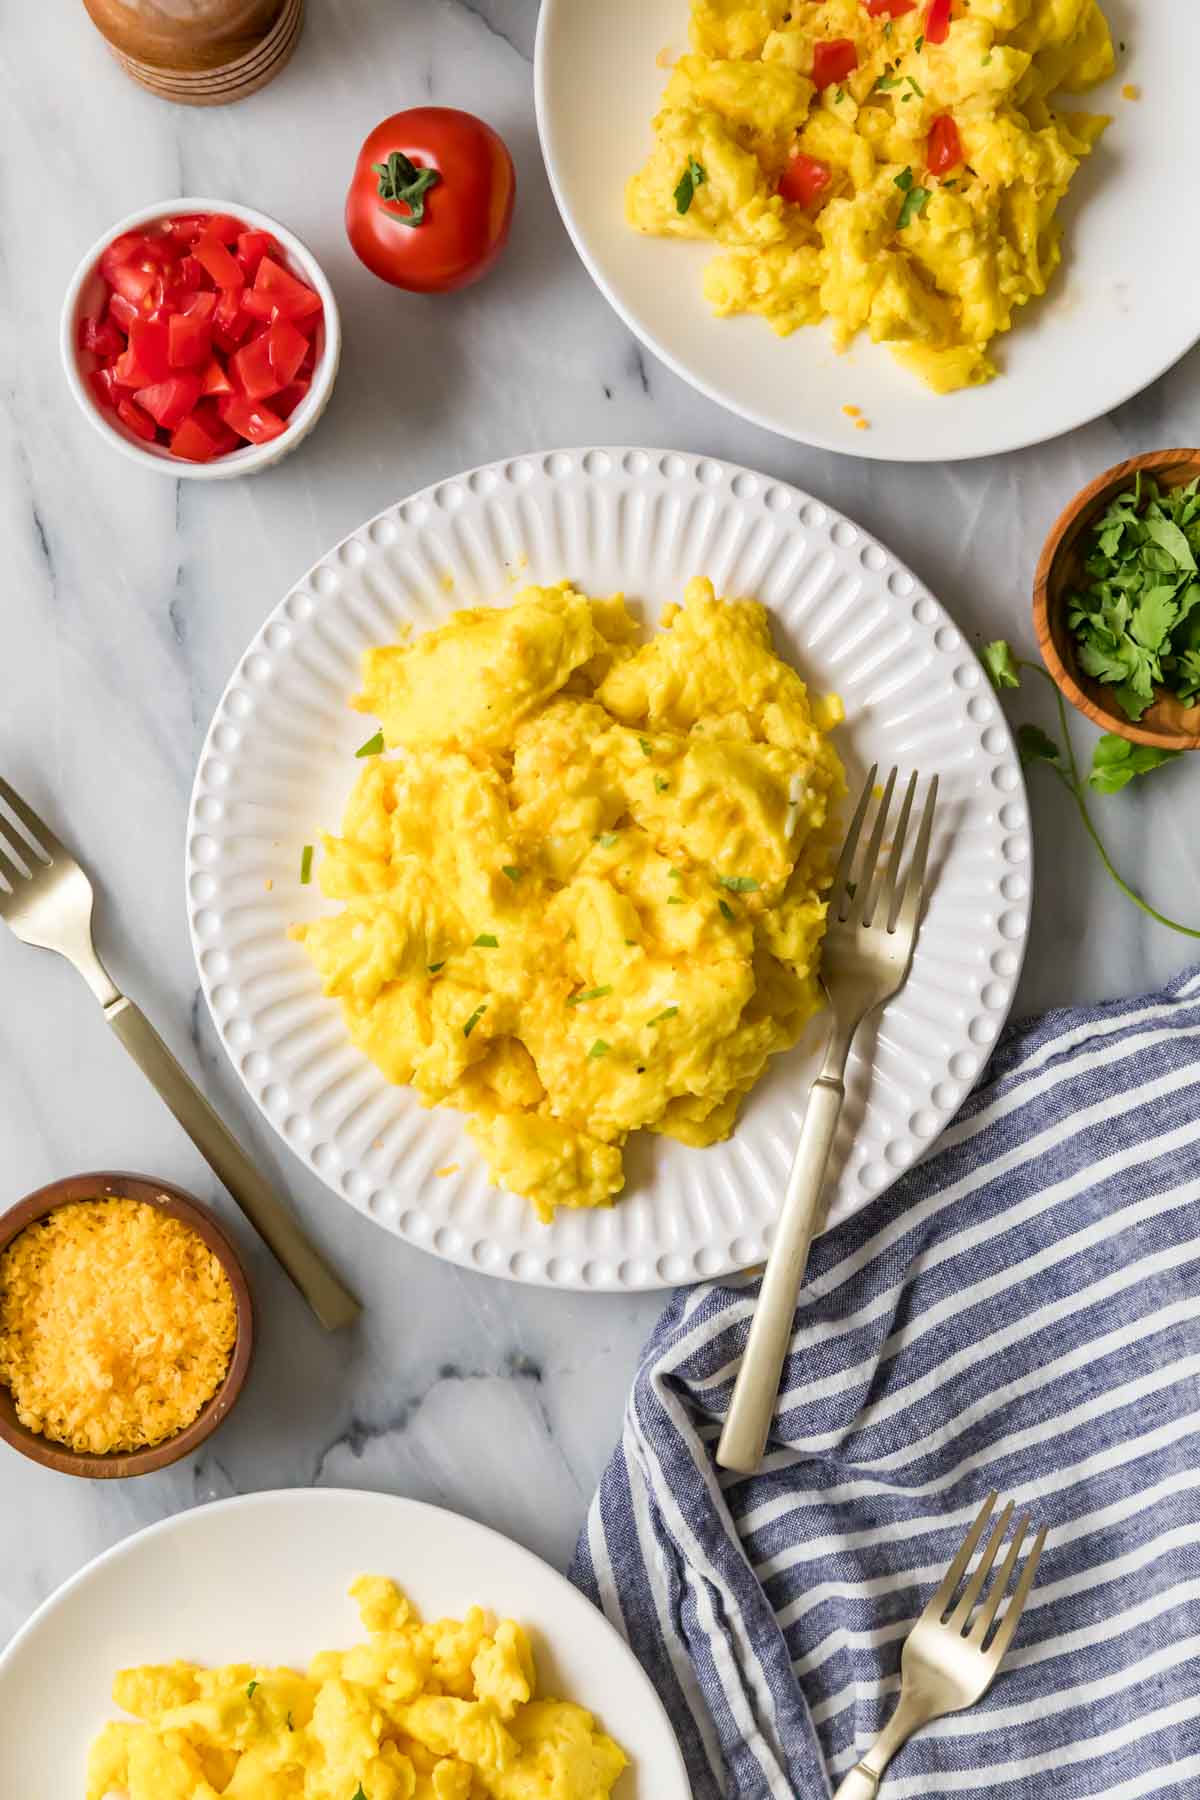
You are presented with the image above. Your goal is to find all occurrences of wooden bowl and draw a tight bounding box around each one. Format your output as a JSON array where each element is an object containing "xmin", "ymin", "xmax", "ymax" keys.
[
  {"xmin": 85, "ymin": 0, "xmax": 303, "ymax": 106},
  {"xmin": 1033, "ymin": 449, "xmax": 1200, "ymax": 751},
  {"xmin": 0, "ymin": 1173, "xmax": 252, "ymax": 1479}
]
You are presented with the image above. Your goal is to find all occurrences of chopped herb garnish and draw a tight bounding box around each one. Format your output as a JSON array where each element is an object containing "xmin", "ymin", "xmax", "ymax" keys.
[
  {"xmin": 648, "ymin": 1006, "xmax": 679, "ymax": 1025},
  {"xmin": 897, "ymin": 182, "xmax": 931, "ymax": 227},
  {"xmin": 286, "ymin": 1711, "xmax": 294, "ymax": 1732},
  {"xmin": 835, "ymin": 84, "xmax": 846, "ymax": 102},
  {"xmin": 915, "ymin": 33, "xmax": 925, "ymax": 51},
  {"xmin": 462, "ymin": 1004, "xmax": 487, "ymax": 1038},
  {"xmin": 894, "ymin": 165, "xmax": 914, "ymax": 191},
  {"xmin": 300, "ymin": 845, "xmax": 313, "ymax": 884},
  {"xmin": 588, "ymin": 1039, "xmax": 611, "ymax": 1059},
  {"xmin": 719, "ymin": 899, "xmax": 736, "ymax": 922},
  {"xmin": 355, "ymin": 730, "xmax": 384, "ymax": 758},
  {"xmin": 669, "ymin": 867, "xmax": 683, "ymax": 879},
  {"xmin": 877, "ymin": 73, "xmax": 904, "ymax": 89},
  {"xmin": 907, "ymin": 75, "xmax": 924, "ymax": 96},
  {"xmin": 246, "ymin": 1681, "xmax": 259, "ymax": 1700},
  {"xmin": 883, "ymin": 18, "xmax": 893, "ymax": 34},
  {"xmin": 654, "ymin": 775, "xmax": 669, "ymax": 793},
  {"xmin": 594, "ymin": 832, "xmax": 619, "ymax": 848},
  {"xmin": 674, "ymin": 157, "xmax": 707, "ymax": 215},
  {"xmin": 638, "ymin": 736, "xmax": 654, "ymax": 756},
  {"xmin": 427, "ymin": 961, "xmax": 445, "ymax": 973},
  {"xmin": 981, "ymin": 51, "xmax": 992, "ymax": 64},
  {"xmin": 473, "ymin": 933, "xmax": 499, "ymax": 948},
  {"xmin": 501, "ymin": 864, "xmax": 524, "ymax": 883},
  {"xmin": 718, "ymin": 874, "xmax": 760, "ymax": 893},
  {"xmin": 567, "ymin": 985, "xmax": 613, "ymax": 1006},
  {"xmin": 352, "ymin": 1788, "xmax": 367, "ymax": 1800},
  {"xmin": 666, "ymin": 895, "xmax": 684, "ymax": 905}
]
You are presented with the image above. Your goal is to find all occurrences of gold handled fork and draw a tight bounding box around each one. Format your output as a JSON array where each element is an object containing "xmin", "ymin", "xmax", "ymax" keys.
[
  {"xmin": 834, "ymin": 1493, "xmax": 1048, "ymax": 1797},
  {"xmin": 0, "ymin": 775, "xmax": 360, "ymax": 1331},
  {"xmin": 717, "ymin": 766, "xmax": 937, "ymax": 1474}
]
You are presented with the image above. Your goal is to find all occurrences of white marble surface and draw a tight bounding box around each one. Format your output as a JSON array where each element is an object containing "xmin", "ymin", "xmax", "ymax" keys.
[{"xmin": 2, "ymin": 0, "xmax": 1199, "ymax": 1654}]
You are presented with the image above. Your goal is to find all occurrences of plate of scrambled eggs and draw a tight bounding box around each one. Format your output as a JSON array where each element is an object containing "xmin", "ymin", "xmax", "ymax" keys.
[
  {"xmin": 0, "ymin": 1488, "xmax": 689, "ymax": 1799},
  {"xmin": 535, "ymin": 1, "xmax": 1200, "ymax": 460},
  {"xmin": 186, "ymin": 449, "xmax": 1030, "ymax": 1288}
]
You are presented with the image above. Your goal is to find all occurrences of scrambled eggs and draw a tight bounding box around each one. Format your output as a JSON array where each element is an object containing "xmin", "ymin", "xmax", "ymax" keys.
[
  {"xmin": 87, "ymin": 1575, "xmax": 627, "ymax": 1800},
  {"xmin": 627, "ymin": 0, "xmax": 1115, "ymax": 392},
  {"xmin": 292, "ymin": 577, "xmax": 844, "ymax": 1220}
]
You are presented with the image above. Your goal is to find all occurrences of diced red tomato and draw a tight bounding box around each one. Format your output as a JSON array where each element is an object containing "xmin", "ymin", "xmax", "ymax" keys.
[
  {"xmin": 253, "ymin": 255, "xmax": 322, "ymax": 321},
  {"xmin": 865, "ymin": 0, "xmax": 916, "ymax": 13},
  {"xmin": 778, "ymin": 152, "xmax": 832, "ymax": 209},
  {"xmin": 925, "ymin": 0, "xmax": 952, "ymax": 43},
  {"xmin": 221, "ymin": 394, "xmax": 287, "ymax": 444},
  {"xmin": 113, "ymin": 317, "xmax": 171, "ymax": 387},
  {"xmin": 266, "ymin": 315, "xmax": 308, "ymax": 387},
  {"xmin": 927, "ymin": 113, "xmax": 964, "ymax": 173},
  {"xmin": 200, "ymin": 356, "xmax": 235, "ymax": 396},
  {"xmin": 116, "ymin": 396, "xmax": 157, "ymax": 442},
  {"xmin": 236, "ymin": 230, "xmax": 277, "ymax": 279},
  {"xmin": 80, "ymin": 316, "xmax": 125, "ymax": 358},
  {"xmin": 273, "ymin": 379, "xmax": 311, "ymax": 419},
  {"xmin": 134, "ymin": 375, "xmax": 203, "ymax": 429},
  {"xmin": 81, "ymin": 209, "xmax": 322, "ymax": 462},
  {"xmin": 168, "ymin": 311, "xmax": 211, "ymax": 369},
  {"xmin": 194, "ymin": 233, "xmax": 245, "ymax": 289},
  {"xmin": 169, "ymin": 416, "xmax": 218, "ymax": 462},
  {"xmin": 812, "ymin": 39, "xmax": 858, "ymax": 89}
]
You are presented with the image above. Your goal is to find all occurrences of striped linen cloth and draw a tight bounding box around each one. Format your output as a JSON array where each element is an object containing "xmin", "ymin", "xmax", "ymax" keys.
[{"xmin": 573, "ymin": 965, "xmax": 1200, "ymax": 1799}]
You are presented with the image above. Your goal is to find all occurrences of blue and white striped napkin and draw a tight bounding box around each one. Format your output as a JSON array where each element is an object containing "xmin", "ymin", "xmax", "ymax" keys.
[{"xmin": 573, "ymin": 966, "xmax": 1200, "ymax": 1799}]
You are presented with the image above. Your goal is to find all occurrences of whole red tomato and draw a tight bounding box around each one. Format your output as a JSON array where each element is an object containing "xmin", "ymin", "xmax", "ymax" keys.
[{"xmin": 346, "ymin": 107, "xmax": 516, "ymax": 293}]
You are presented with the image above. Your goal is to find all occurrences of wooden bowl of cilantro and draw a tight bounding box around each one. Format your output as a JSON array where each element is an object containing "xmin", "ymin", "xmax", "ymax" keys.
[{"xmin": 1034, "ymin": 450, "xmax": 1200, "ymax": 751}]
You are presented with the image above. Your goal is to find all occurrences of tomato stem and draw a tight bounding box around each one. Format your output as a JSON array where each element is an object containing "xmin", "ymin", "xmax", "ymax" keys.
[{"xmin": 374, "ymin": 150, "xmax": 440, "ymax": 227}]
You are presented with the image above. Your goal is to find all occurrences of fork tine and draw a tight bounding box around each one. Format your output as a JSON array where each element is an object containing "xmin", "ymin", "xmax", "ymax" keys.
[
  {"xmin": 828, "ymin": 764, "xmax": 877, "ymax": 915},
  {"xmin": 0, "ymin": 776, "xmax": 60, "ymax": 864},
  {"xmin": 920, "ymin": 1492, "xmax": 997, "ymax": 1624},
  {"xmin": 844, "ymin": 767, "xmax": 897, "ymax": 927},
  {"xmin": 870, "ymin": 769, "xmax": 918, "ymax": 928},
  {"xmin": 978, "ymin": 1512, "xmax": 1043, "ymax": 1648},
  {"xmin": 0, "ymin": 835, "xmax": 26, "ymax": 893},
  {"xmin": 891, "ymin": 771, "xmax": 938, "ymax": 931},
  {"xmin": 948, "ymin": 1499, "xmax": 1014, "ymax": 1631}
]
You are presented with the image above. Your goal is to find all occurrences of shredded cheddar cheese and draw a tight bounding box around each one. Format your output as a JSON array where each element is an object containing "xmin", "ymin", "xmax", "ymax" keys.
[{"xmin": 0, "ymin": 1198, "xmax": 237, "ymax": 1455}]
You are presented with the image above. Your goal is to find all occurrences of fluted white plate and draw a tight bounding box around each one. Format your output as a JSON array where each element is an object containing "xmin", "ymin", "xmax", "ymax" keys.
[
  {"xmin": 0, "ymin": 1489, "xmax": 689, "ymax": 1799},
  {"xmin": 186, "ymin": 449, "xmax": 1031, "ymax": 1290},
  {"xmin": 535, "ymin": 0, "xmax": 1200, "ymax": 461}
]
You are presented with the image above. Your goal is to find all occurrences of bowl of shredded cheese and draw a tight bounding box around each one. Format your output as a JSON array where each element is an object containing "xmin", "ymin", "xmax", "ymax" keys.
[{"xmin": 0, "ymin": 1172, "xmax": 252, "ymax": 1479}]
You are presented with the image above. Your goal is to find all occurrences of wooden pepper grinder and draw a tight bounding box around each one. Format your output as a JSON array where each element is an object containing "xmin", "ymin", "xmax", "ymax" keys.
[{"xmin": 81, "ymin": 0, "xmax": 305, "ymax": 105}]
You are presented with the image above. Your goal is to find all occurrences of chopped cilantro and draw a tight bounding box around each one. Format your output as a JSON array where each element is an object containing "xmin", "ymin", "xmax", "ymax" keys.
[
  {"xmin": 718, "ymin": 874, "xmax": 759, "ymax": 893},
  {"xmin": 835, "ymin": 84, "xmax": 846, "ymax": 102},
  {"xmin": 981, "ymin": 51, "xmax": 992, "ymax": 64},
  {"xmin": 982, "ymin": 640, "xmax": 1021, "ymax": 690},
  {"xmin": 877, "ymin": 73, "xmax": 904, "ymax": 90},
  {"xmin": 669, "ymin": 867, "xmax": 683, "ymax": 879},
  {"xmin": 300, "ymin": 845, "xmax": 313, "ymax": 884},
  {"xmin": 567, "ymin": 985, "xmax": 613, "ymax": 1006},
  {"xmin": 648, "ymin": 1006, "xmax": 679, "ymax": 1025},
  {"xmin": 355, "ymin": 730, "xmax": 384, "ymax": 758},
  {"xmin": 427, "ymin": 961, "xmax": 445, "ymax": 973},
  {"xmin": 907, "ymin": 75, "xmax": 925, "ymax": 96},
  {"xmin": 674, "ymin": 157, "xmax": 707, "ymax": 215},
  {"xmin": 473, "ymin": 933, "xmax": 499, "ymax": 948},
  {"xmin": 462, "ymin": 1003, "xmax": 487, "ymax": 1038},
  {"xmin": 883, "ymin": 18, "xmax": 893, "ymax": 35},
  {"xmin": 588, "ymin": 1039, "xmax": 611, "ymax": 1058},
  {"xmin": 501, "ymin": 864, "xmax": 524, "ymax": 883},
  {"xmin": 594, "ymin": 832, "xmax": 619, "ymax": 848},
  {"xmin": 246, "ymin": 1681, "xmax": 259, "ymax": 1700},
  {"xmin": 666, "ymin": 895, "xmax": 684, "ymax": 905},
  {"xmin": 638, "ymin": 736, "xmax": 654, "ymax": 756},
  {"xmin": 718, "ymin": 899, "xmax": 736, "ymax": 922},
  {"xmin": 894, "ymin": 165, "xmax": 914, "ymax": 191},
  {"xmin": 915, "ymin": 32, "xmax": 925, "ymax": 51},
  {"xmin": 897, "ymin": 183, "xmax": 931, "ymax": 227},
  {"xmin": 351, "ymin": 1789, "xmax": 367, "ymax": 1800},
  {"xmin": 654, "ymin": 775, "xmax": 669, "ymax": 793}
]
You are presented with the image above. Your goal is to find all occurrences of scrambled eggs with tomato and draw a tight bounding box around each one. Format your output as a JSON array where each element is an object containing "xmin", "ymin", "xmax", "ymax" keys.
[
  {"xmin": 627, "ymin": 0, "xmax": 1115, "ymax": 391},
  {"xmin": 88, "ymin": 1575, "xmax": 627, "ymax": 1800},
  {"xmin": 291, "ymin": 578, "xmax": 844, "ymax": 1220}
]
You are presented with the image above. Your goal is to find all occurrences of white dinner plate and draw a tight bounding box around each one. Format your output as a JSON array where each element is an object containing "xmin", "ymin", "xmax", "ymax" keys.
[
  {"xmin": 534, "ymin": 0, "xmax": 1200, "ymax": 462},
  {"xmin": 185, "ymin": 448, "xmax": 1031, "ymax": 1290},
  {"xmin": 0, "ymin": 1488, "xmax": 688, "ymax": 1800}
]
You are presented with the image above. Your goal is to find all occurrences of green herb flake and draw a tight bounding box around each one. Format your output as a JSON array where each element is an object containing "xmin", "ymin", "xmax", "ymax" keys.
[
  {"xmin": 915, "ymin": 33, "xmax": 925, "ymax": 51},
  {"xmin": 300, "ymin": 845, "xmax": 314, "ymax": 885},
  {"xmin": 981, "ymin": 51, "xmax": 992, "ymax": 64},
  {"xmin": 666, "ymin": 895, "xmax": 684, "ymax": 905},
  {"xmin": 719, "ymin": 899, "xmax": 736, "ymax": 922},
  {"xmin": 501, "ymin": 864, "xmax": 524, "ymax": 883},
  {"xmin": 654, "ymin": 774, "xmax": 669, "ymax": 793},
  {"xmin": 638, "ymin": 736, "xmax": 654, "ymax": 757},
  {"xmin": 982, "ymin": 639, "xmax": 1021, "ymax": 691},
  {"xmin": 648, "ymin": 1006, "xmax": 679, "ymax": 1025},
  {"xmin": 587, "ymin": 1039, "xmax": 611, "ymax": 1059},
  {"xmin": 835, "ymin": 85, "xmax": 846, "ymax": 102},
  {"xmin": 718, "ymin": 874, "xmax": 760, "ymax": 893},
  {"xmin": 567, "ymin": 985, "xmax": 613, "ymax": 1006},
  {"xmin": 246, "ymin": 1681, "xmax": 259, "ymax": 1701},
  {"xmin": 674, "ymin": 157, "xmax": 707, "ymax": 215},
  {"xmin": 355, "ymin": 730, "xmax": 384, "ymax": 758},
  {"xmin": 669, "ymin": 867, "xmax": 683, "ymax": 879},
  {"xmin": 351, "ymin": 1788, "xmax": 367, "ymax": 1800},
  {"xmin": 286, "ymin": 1712, "xmax": 294, "ymax": 1732},
  {"xmin": 883, "ymin": 18, "xmax": 893, "ymax": 34},
  {"xmin": 462, "ymin": 1004, "xmax": 487, "ymax": 1039},
  {"xmin": 473, "ymin": 933, "xmax": 499, "ymax": 948},
  {"xmin": 427, "ymin": 961, "xmax": 445, "ymax": 973},
  {"xmin": 594, "ymin": 832, "xmax": 619, "ymax": 848},
  {"xmin": 894, "ymin": 165, "xmax": 914, "ymax": 192},
  {"xmin": 897, "ymin": 183, "xmax": 931, "ymax": 227},
  {"xmin": 877, "ymin": 74, "xmax": 904, "ymax": 90},
  {"xmin": 907, "ymin": 75, "xmax": 925, "ymax": 95}
]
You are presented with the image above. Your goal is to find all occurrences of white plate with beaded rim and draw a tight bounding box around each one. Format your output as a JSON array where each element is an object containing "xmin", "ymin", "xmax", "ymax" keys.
[
  {"xmin": 185, "ymin": 448, "xmax": 1031, "ymax": 1291},
  {"xmin": 0, "ymin": 1488, "xmax": 690, "ymax": 1799}
]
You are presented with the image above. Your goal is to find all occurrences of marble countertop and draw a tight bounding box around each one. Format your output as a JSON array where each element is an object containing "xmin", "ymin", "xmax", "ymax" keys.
[{"xmin": 3, "ymin": 0, "xmax": 1199, "ymax": 1653}]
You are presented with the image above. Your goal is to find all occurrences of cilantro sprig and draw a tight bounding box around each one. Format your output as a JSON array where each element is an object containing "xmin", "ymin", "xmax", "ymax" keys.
[
  {"xmin": 1064, "ymin": 473, "xmax": 1200, "ymax": 721},
  {"xmin": 674, "ymin": 158, "xmax": 707, "ymax": 215},
  {"xmin": 983, "ymin": 641, "xmax": 1196, "ymax": 938}
]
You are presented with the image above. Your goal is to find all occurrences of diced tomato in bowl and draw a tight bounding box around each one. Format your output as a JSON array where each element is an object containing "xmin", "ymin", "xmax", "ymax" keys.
[{"xmin": 62, "ymin": 198, "xmax": 340, "ymax": 476}]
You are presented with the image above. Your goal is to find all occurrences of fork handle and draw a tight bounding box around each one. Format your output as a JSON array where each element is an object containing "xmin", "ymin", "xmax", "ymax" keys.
[
  {"xmin": 832, "ymin": 1691, "xmax": 936, "ymax": 1797},
  {"xmin": 833, "ymin": 1770, "xmax": 880, "ymax": 1800},
  {"xmin": 105, "ymin": 996, "xmax": 360, "ymax": 1331},
  {"xmin": 716, "ymin": 1074, "xmax": 843, "ymax": 1473}
]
